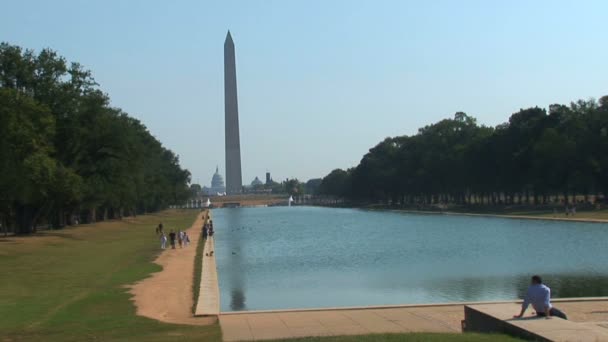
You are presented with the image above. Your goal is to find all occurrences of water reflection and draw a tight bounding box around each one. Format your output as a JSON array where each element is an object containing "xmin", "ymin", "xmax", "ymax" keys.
[{"xmin": 223, "ymin": 208, "xmax": 247, "ymax": 310}]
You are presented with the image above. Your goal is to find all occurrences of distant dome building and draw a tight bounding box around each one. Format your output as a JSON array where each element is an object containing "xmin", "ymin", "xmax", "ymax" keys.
[
  {"xmin": 203, "ymin": 166, "xmax": 226, "ymax": 195},
  {"xmin": 251, "ymin": 176, "xmax": 263, "ymax": 187},
  {"xmin": 211, "ymin": 166, "xmax": 225, "ymax": 189}
]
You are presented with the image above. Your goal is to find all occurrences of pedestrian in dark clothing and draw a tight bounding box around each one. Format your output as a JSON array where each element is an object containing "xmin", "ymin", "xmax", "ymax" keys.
[
  {"xmin": 202, "ymin": 225, "xmax": 208, "ymax": 240},
  {"xmin": 169, "ymin": 230, "xmax": 176, "ymax": 249}
]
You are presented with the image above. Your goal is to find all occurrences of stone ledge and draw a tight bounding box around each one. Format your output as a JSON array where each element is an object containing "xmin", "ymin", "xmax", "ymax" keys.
[
  {"xmin": 194, "ymin": 237, "xmax": 220, "ymax": 316},
  {"xmin": 464, "ymin": 303, "xmax": 608, "ymax": 341}
]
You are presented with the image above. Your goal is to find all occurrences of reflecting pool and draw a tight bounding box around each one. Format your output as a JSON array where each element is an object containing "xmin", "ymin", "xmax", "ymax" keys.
[{"xmin": 212, "ymin": 206, "xmax": 608, "ymax": 312}]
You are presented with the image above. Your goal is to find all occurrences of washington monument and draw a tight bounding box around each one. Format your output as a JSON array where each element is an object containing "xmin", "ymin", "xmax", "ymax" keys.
[{"xmin": 224, "ymin": 30, "xmax": 243, "ymax": 194}]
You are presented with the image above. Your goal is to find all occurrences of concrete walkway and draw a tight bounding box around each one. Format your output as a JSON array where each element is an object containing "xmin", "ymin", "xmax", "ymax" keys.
[
  {"xmin": 220, "ymin": 299, "xmax": 608, "ymax": 341},
  {"xmin": 221, "ymin": 305, "xmax": 462, "ymax": 341},
  {"xmin": 195, "ymin": 236, "xmax": 220, "ymax": 316}
]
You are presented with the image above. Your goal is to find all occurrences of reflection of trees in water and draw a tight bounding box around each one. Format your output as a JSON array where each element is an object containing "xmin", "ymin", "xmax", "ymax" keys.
[
  {"xmin": 431, "ymin": 273, "xmax": 608, "ymax": 301},
  {"xmin": 225, "ymin": 209, "xmax": 247, "ymax": 311},
  {"xmin": 420, "ymin": 272, "xmax": 608, "ymax": 302},
  {"xmin": 544, "ymin": 274, "xmax": 608, "ymax": 298},
  {"xmin": 428, "ymin": 275, "xmax": 529, "ymax": 301},
  {"xmin": 454, "ymin": 274, "xmax": 608, "ymax": 300}
]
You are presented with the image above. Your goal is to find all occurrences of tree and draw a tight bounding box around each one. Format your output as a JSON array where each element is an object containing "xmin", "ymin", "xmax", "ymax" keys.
[
  {"xmin": 0, "ymin": 42, "xmax": 192, "ymax": 233},
  {"xmin": 321, "ymin": 97, "xmax": 607, "ymax": 208},
  {"xmin": 304, "ymin": 178, "xmax": 322, "ymax": 194},
  {"xmin": 0, "ymin": 88, "xmax": 58, "ymax": 233},
  {"xmin": 284, "ymin": 179, "xmax": 304, "ymax": 196},
  {"xmin": 319, "ymin": 169, "xmax": 351, "ymax": 197}
]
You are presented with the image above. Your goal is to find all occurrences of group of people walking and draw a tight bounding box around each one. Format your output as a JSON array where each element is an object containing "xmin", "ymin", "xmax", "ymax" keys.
[
  {"xmin": 156, "ymin": 223, "xmax": 190, "ymax": 249},
  {"xmin": 202, "ymin": 219, "xmax": 214, "ymax": 240}
]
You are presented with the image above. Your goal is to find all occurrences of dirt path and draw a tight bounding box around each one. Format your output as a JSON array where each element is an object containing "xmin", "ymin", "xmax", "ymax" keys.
[{"xmin": 129, "ymin": 210, "xmax": 216, "ymax": 326}]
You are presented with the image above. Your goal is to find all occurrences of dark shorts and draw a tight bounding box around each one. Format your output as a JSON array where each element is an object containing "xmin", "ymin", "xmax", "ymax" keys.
[{"xmin": 537, "ymin": 307, "xmax": 568, "ymax": 320}]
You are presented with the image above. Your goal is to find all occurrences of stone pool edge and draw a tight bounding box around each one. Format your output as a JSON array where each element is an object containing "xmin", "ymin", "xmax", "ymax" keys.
[{"xmin": 219, "ymin": 296, "xmax": 608, "ymax": 315}]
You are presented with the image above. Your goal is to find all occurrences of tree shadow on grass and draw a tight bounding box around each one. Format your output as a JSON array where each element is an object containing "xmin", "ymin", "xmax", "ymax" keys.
[{"xmin": 0, "ymin": 231, "xmax": 85, "ymax": 242}]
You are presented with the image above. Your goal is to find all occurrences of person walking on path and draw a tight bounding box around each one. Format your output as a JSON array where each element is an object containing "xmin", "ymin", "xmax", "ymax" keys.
[
  {"xmin": 160, "ymin": 232, "xmax": 167, "ymax": 249},
  {"xmin": 202, "ymin": 225, "xmax": 208, "ymax": 240},
  {"xmin": 169, "ymin": 230, "xmax": 176, "ymax": 249},
  {"xmin": 184, "ymin": 232, "xmax": 190, "ymax": 247},
  {"xmin": 514, "ymin": 275, "xmax": 568, "ymax": 320},
  {"xmin": 177, "ymin": 230, "xmax": 183, "ymax": 248}
]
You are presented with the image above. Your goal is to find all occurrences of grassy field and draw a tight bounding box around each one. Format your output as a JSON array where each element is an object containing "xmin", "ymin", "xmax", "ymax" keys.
[
  {"xmin": 0, "ymin": 209, "xmax": 221, "ymax": 342},
  {"xmin": 0, "ymin": 209, "xmax": 521, "ymax": 342}
]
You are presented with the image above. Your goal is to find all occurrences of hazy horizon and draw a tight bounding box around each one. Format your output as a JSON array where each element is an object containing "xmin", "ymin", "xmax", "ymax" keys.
[{"xmin": 3, "ymin": 0, "xmax": 607, "ymax": 186}]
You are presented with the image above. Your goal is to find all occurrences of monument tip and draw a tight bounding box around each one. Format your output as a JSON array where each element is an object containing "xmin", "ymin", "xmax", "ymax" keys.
[{"xmin": 226, "ymin": 30, "xmax": 233, "ymax": 42}]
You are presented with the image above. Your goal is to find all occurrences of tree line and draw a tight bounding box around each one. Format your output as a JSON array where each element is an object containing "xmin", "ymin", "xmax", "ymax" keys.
[
  {"xmin": 0, "ymin": 43, "xmax": 191, "ymax": 234},
  {"xmin": 319, "ymin": 96, "xmax": 608, "ymax": 207}
]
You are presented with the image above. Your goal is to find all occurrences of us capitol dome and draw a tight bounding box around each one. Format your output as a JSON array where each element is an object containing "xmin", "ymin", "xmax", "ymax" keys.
[{"xmin": 203, "ymin": 166, "xmax": 226, "ymax": 195}]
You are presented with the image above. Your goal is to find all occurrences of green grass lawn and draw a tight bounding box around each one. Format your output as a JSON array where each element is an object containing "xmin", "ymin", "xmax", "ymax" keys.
[
  {"xmin": 0, "ymin": 209, "xmax": 221, "ymax": 342},
  {"xmin": 0, "ymin": 209, "xmax": 520, "ymax": 342}
]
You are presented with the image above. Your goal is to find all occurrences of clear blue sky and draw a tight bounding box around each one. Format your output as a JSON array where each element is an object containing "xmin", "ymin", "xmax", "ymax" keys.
[{"xmin": 3, "ymin": 0, "xmax": 607, "ymax": 186}]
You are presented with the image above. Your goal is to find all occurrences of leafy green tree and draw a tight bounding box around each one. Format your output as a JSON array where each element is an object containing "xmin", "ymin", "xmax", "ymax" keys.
[
  {"xmin": 0, "ymin": 43, "xmax": 192, "ymax": 233},
  {"xmin": 304, "ymin": 178, "xmax": 322, "ymax": 194},
  {"xmin": 0, "ymin": 88, "xmax": 58, "ymax": 233},
  {"xmin": 322, "ymin": 97, "xmax": 607, "ymax": 208}
]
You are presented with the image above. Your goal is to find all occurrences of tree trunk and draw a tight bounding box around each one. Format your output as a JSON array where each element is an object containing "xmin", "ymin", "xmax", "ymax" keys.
[
  {"xmin": 2, "ymin": 215, "xmax": 7, "ymax": 237},
  {"xmin": 88, "ymin": 208, "xmax": 96, "ymax": 223},
  {"xmin": 16, "ymin": 205, "xmax": 34, "ymax": 234}
]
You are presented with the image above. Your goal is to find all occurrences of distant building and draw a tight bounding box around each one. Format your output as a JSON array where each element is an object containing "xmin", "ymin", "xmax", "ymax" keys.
[
  {"xmin": 203, "ymin": 166, "xmax": 226, "ymax": 195},
  {"xmin": 266, "ymin": 172, "xmax": 272, "ymax": 185},
  {"xmin": 251, "ymin": 176, "xmax": 263, "ymax": 187},
  {"xmin": 242, "ymin": 174, "xmax": 272, "ymax": 194}
]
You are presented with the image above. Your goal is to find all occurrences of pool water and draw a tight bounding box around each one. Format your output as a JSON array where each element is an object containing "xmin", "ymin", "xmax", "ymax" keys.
[{"xmin": 212, "ymin": 206, "xmax": 608, "ymax": 312}]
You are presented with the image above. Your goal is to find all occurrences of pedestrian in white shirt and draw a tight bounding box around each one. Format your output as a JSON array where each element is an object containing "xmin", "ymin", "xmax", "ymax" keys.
[
  {"xmin": 184, "ymin": 232, "xmax": 190, "ymax": 247},
  {"xmin": 160, "ymin": 233, "xmax": 167, "ymax": 249}
]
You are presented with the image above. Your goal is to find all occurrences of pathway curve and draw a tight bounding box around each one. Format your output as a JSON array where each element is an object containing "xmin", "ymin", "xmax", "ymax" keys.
[{"xmin": 129, "ymin": 210, "xmax": 216, "ymax": 325}]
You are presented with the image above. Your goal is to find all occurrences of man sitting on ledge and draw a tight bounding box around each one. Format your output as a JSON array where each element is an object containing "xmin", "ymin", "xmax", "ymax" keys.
[{"xmin": 514, "ymin": 275, "xmax": 567, "ymax": 320}]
